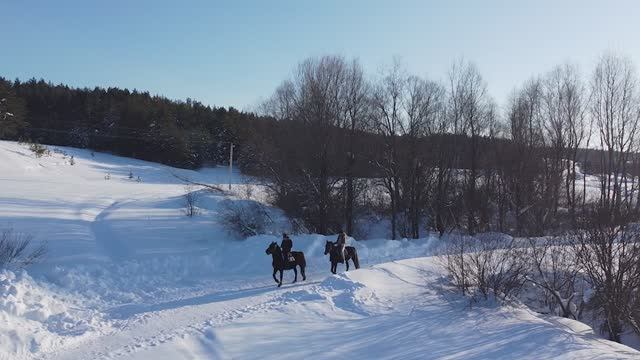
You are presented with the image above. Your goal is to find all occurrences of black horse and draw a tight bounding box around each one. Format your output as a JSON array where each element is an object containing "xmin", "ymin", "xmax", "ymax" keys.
[
  {"xmin": 265, "ymin": 241, "xmax": 306, "ymax": 287},
  {"xmin": 324, "ymin": 240, "xmax": 360, "ymax": 274}
]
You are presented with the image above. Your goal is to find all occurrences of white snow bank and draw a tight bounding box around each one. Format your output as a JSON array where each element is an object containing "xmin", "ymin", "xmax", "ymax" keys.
[
  {"xmin": 0, "ymin": 270, "xmax": 102, "ymax": 360},
  {"xmin": 216, "ymin": 257, "xmax": 640, "ymax": 360}
]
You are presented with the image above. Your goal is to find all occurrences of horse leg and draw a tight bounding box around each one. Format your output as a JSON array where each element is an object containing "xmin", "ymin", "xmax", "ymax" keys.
[
  {"xmin": 346, "ymin": 257, "xmax": 350, "ymax": 271},
  {"xmin": 293, "ymin": 266, "xmax": 298, "ymax": 283},
  {"xmin": 301, "ymin": 265, "xmax": 306, "ymax": 281},
  {"xmin": 272, "ymin": 268, "xmax": 279, "ymax": 283},
  {"xmin": 278, "ymin": 270, "xmax": 283, "ymax": 287}
]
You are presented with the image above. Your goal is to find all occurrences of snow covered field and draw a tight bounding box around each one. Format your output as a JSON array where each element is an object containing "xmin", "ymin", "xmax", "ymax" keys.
[{"xmin": 0, "ymin": 140, "xmax": 637, "ymax": 359}]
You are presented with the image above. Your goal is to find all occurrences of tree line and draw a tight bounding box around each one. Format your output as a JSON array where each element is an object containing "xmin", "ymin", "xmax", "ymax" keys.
[
  {"xmin": 244, "ymin": 53, "xmax": 640, "ymax": 238},
  {"xmin": 0, "ymin": 77, "xmax": 259, "ymax": 168},
  {"xmin": 2, "ymin": 53, "xmax": 640, "ymax": 239}
]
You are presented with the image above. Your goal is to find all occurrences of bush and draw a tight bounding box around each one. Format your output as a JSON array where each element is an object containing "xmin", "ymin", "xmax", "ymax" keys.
[
  {"xmin": 525, "ymin": 236, "xmax": 583, "ymax": 319},
  {"xmin": 440, "ymin": 234, "xmax": 529, "ymax": 302},
  {"xmin": 219, "ymin": 199, "xmax": 274, "ymax": 238},
  {"xmin": 183, "ymin": 185, "xmax": 200, "ymax": 217},
  {"xmin": 28, "ymin": 142, "xmax": 49, "ymax": 158},
  {"xmin": 0, "ymin": 229, "xmax": 46, "ymax": 270},
  {"xmin": 572, "ymin": 214, "xmax": 640, "ymax": 342}
]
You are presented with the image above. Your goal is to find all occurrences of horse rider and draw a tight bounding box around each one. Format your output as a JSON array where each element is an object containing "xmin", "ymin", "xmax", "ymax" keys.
[
  {"xmin": 281, "ymin": 233, "xmax": 293, "ymax": 263},
  {"xmin": 336, "ymin": 229, "xmax": 347, "ymax": 263}
]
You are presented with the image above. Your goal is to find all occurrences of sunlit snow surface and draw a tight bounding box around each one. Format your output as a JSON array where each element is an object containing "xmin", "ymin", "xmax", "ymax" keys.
[{"xmin": 0, "ymin": 140, "xmax": 635, "ymax": 360}]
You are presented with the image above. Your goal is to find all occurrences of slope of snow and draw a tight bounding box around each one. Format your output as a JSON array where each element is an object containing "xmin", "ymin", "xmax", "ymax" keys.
[
  {"xmin": 40, "ymin": 258, "xmax": 640, "ymax": 360},
  {"xmin": 0, "ymin": 140, "xmax": 637, "ymax": 359}
]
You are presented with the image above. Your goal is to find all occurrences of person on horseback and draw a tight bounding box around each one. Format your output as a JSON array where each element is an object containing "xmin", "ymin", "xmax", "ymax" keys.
[
  {"xmin": 281, "ymin": 233, "xmax": 294, "ymax": 264},
  {"xmin": 336, "ymin": 229, "xmax": 347, "ymax": 263}
]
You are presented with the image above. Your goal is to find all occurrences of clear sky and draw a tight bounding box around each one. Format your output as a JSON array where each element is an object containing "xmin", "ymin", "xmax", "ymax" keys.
[{"xmin": 2, "ymin": 0, "xmax": 639, "ymax": 111}]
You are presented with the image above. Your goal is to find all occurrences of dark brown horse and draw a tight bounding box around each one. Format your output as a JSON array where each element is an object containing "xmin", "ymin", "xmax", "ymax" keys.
[
  {"xmin": 324, "ymin": 240, "xmax": 360, "ymax": 274},
  {"xmin": 265, "ymin": 241, "xmax": 306, "ymax": 287}
]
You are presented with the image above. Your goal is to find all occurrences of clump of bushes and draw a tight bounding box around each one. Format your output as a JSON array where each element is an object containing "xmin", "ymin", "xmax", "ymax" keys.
[{"xmin": 28, "ymin": 142, "xmax": 49, "ymax": 158}]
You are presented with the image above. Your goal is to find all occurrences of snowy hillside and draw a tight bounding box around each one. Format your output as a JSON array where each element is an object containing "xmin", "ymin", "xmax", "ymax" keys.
[{"xmin": 0, "ymin": 140, "xmax": 637, "ymax": 360}]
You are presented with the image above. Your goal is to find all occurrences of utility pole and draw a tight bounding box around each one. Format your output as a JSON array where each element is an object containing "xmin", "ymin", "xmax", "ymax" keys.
[{"xmin": 228, "ymin": 143, "xmax": 234, "ymax": 190}]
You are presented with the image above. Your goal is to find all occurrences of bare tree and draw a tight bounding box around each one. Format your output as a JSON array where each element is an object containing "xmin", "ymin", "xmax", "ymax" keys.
[
  {"xmin": 573, "ymin": 208, "xmax": 640, "ymax": 342},
  {"xmin": 560, "ymin": 65, "xmax": 588, "ymax": 227},
  {"xmin": 447, "ymin": 59, "xmax": 494, "ymax": 234},
  {"xmin": 481, "ymin": 109, "xmax": 507, "ymax": 232},
  {"xmin": 526, "ymin": 236, "xmax": 583, "ymax": 319},
  {"xmin": 400, "ymin": 76, "xmax": 445, "ymax": 238},
  {"xmin": 261, "ymin": 55, "xmax": 349, "ymax": 234},
  {"xmin": 340, "ymin": 59, "xmax": 370, "ymax": 235},
  {"xmin": 590, "ymin": 53, "xmax": 640, "ymax": 217},
  {"xmin": 505, "ymin": 79, "xmax": 548, "ymax": 235},
  {"xmin": 542, "ymin": 64, "xmax": 587, "ymax": 228},
  {"xmin": 370, "ymin": 59, "xmax": 405, "ymax": 239},
  {"xmin": 261, "ymin": 80, "xmax": 296, "ymax": 122},
  {"xmin": 183, "ymin": 184, "xmax": 200, "ymax": 217},
  {"xmin": 431, "ymin": 94, "xmax": 459, "ymax": 235}
]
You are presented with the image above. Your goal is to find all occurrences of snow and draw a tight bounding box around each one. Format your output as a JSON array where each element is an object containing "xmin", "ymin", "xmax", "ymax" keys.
[
  {"xmin": 214, "ymin": 259, "xmax": 637, "ymax": 360},
  {"xmin": 0, "ymin": 140, "xmax": 637, "ymax": 359}
]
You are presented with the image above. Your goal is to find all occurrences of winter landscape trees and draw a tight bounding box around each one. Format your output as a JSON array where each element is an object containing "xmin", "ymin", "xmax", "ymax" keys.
[
  {"xmin": 0, "ymin": 77, "xmax": 250, "ymax": 169},
  {"xmin": 246, "ymin": 52, "xmax": 640, "ymax": 239},
  {"xmin": 246, "ymin": 53, "xmax": 640, "ymax": 343},
  {"xmin": 5, "ymin": 53, "xmax": 640, "ymax": 240},
  {"xmin": 5, "ymin": 51, "xmax": 640, "ymax": 344}
]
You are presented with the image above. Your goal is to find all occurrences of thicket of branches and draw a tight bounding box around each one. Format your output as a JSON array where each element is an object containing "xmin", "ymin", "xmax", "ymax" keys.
[
  {"xmin": 246, "ymin": 53, "xmax": 640, "ymax": 238},
  {"xmin": 439, "ymin": 204, "xmax": 640, "ymax": 343}
]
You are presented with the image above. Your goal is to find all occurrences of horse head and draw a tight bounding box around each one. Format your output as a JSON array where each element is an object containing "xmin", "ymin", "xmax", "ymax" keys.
[
  {"xmin": 265, "ymin": 241, "xmax": 276, "ymax": 255},
  {"xmin": 324, "ymin": 240, "xmax": 333, "ymax": 255}
]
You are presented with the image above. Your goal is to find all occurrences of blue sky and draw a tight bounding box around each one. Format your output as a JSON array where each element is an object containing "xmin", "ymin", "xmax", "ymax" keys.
[{"xmin": 2, "ymin": 0, "xmax": 639, "ymax": 110}]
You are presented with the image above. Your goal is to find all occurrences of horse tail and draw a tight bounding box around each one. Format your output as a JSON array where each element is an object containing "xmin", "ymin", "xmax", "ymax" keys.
[
  {"xmin": 352, "ymin": 248, "xmax": 360, "ymax": 269},
  {"xmin": 299, "ymin": 252, "xmax": 306, "ymax": 268}
]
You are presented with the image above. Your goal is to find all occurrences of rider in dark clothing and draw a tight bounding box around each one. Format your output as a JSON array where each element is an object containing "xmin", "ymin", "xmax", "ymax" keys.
[
  {"xmin": 336, "ymin": 230, "xmax": 347, "ymax": 263},
  {"xmin": 281, "ymin": 233, "xmax": 293, "ymax": 263}
]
